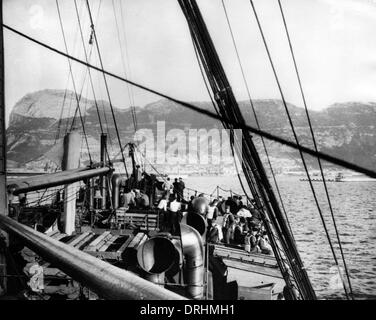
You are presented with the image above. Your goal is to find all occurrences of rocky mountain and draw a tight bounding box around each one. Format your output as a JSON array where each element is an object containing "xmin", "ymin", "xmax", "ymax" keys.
[{"xmin": 6, "ymin": 89, "xmax": 376, "ymax": 173}]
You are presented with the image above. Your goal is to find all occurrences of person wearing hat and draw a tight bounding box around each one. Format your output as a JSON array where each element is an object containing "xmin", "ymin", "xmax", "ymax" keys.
[{"xmin": 222, "ymin": 206, "xmax": 235, "ymax": 244}]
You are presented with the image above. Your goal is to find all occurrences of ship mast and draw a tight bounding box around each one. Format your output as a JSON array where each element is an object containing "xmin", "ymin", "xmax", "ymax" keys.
[
  {"xmin": 177, "ymin": 0, "xmax": 316, "ymax": 299},
  {"xmin": 0, "ymin": 0, "xmax": 8, "ymax": 295}
]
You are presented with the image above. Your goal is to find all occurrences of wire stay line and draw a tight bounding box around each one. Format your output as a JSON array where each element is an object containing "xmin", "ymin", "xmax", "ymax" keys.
[{"xmin": 3, "ymin": 23, "xmax": 376, "ymax": 180}]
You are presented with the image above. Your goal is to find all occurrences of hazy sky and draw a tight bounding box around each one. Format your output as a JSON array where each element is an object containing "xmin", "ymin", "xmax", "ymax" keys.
[{"xmin": 4, "ymin": 0, "xmax": 376, "ymax": 125}]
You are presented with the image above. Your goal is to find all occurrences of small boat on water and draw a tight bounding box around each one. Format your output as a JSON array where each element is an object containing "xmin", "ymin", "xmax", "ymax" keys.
[{"xmin": 300, "ymin": 172, "xmax": 344, "ymax": 182}]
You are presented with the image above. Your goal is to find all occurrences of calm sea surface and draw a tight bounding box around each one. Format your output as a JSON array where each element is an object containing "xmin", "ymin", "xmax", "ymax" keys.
[{"xmin": 185, "ymin": 175, "xmax": 376, "ymax": 300}]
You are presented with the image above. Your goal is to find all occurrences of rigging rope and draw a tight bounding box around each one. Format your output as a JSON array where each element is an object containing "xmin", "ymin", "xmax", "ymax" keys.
[
  {"xmin": 112, "ymin": 0, "xmax": 138, "ymax": 133},
  {"xmin": 54, "ymin": 79, "xmax": 69, "ymax": 144},
  {"xmin": 195, "ymin": 40, "xmax": 256, "ymax": 204},
  {"xmin": 4, "ymin": 23, "xmax": 376, "ymax": 180},
  {"xmin": 73, "ymin": 0, "xmax": 111, "ymax": 165},
  {"xmin": 69, "ymin": 61, "xmax": 90, "ymax": 131},
  {"xmin": 119, "ymin": 0, "xmax": 138, "ymax": 132},
  {"xmin": 58, "ymin": 0, "xmax": 84, "ymax": 140},
  {"xmin": 55, "ymin": 0, "xmax": 92, "ymax": 165},
  {"xmin": 190, "ymin": 25, "xmax": 264, "ymax": 230},
  {"xmin": 64, "ymin": 92, "xmax": 75, "ymax": 136},
  {"xmin": 249, "ymin": 0, "xmax": 349, "ymax": 298},
  {"xmin": 79, "ymin": 79, "xmax": 90, "ymax": 162},
  {"xmin": 221, "ymin": 0, "xmax": 294, "ymax": 238},
  {"xmin": 85, "ymin": 0, "xmax": 128, "ymax": 176},
  {"xmin": 277, "ymin": 0, "xmax": 353, "ymax": 298},
  {"xmin": 178, "ymin": 0, "xmax": 309, "ymax": 299},
  {"xmin": 189, "ymin": 25, "xmax": 263, "ymax": 209}
]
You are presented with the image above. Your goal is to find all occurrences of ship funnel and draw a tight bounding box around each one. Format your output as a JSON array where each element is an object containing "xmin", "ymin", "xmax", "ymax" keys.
[
  {"xmin": 137, "ymin": 236, "xmax": 177, "ymax": 286},
  {"xmin": 180, "ymin": 224, "xmax": 204, "ymax": 299},
  {"xmin": 61, "ymin": 130, "xmax": 81, "ymax": 235}
]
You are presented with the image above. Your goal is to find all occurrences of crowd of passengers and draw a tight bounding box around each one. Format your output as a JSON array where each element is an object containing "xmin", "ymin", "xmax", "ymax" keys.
[
  {"xmin": 157, "ymin": 177, "xmax": 272, "ymax": 255},
  {"xmin": 117, "ymin": 176, "xmax": 185, "ymax": 209},
  {"xmin": 205, "ymin": 196, "xmax": 273, "ymax": 255},
  {"xmin": 117, "ymin": 174, "xmax": 272, "ymax": 255}
]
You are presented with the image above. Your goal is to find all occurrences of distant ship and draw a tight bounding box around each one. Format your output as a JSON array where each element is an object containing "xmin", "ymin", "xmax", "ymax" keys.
[{"xmin": 300, "ymin": 172, "xmax": 344, "ymax": 182}]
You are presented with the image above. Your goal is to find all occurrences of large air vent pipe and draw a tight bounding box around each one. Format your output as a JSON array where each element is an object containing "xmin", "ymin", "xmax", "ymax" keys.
[
  {"xmin": 186, "ymin": 211, "xmax": 207, "ymax": 243},
  {"xmin": 137, "ymin": 236, "xmax": 178, "ymax": 287},
  {"xmin": 137, "ymin": 226, "xmax": 204, "ymax": 299},
  {"xmin": 180, "ymin": 224, "xmax": 204, "ymax": 299},
  {"xmin": 111, "ymin": 174, "xmax": 127, "ymax": 209}
]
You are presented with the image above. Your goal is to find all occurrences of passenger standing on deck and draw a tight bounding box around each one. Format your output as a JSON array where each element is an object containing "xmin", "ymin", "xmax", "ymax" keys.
[
  {"xmin": 208, "ymin": 217, "xmax": 222, "ymax": 243},
  {"xmin": 238, "ymin": 196, "xmax": 244, "ymax": 209},
  {"xmin": 208, "ymin": 218, "xmax": 219, "ymax": 244},
  {"xmin": 225, "ymin": 196, "xmax": 238, "ymax": 215},
  {"xmin": 207, "ymin": 217, "xmax": 223, "ymax": 255},
  {"xmin": 170, "ymin": 196, "xmax": 182, "ymax": 212},
  {"xmin": 206, "ymin": 199, "xmax": 219, "ymax": 227},
  {"xmin": 244, "ymin": 232, "xmax": 251, "ymax": 252},
  {"xmin": 169, "ymin": 196, "xmax": 182, "ymax": 235},
  {"xmin": 157, "ymin": 195, "xmax": 169, "ymax": 231},
  {"xmin": 222, "ymin": 206, "xmax": 235, "ymax": 244},
  {"xmin": 234, "ymin": 196, "xmax": 241, "ymax": 209},
  {"xmin": 216, "ymin": 196, "xmax": 225, "ymax": 216},
  {"xmin": 187, "ymin": 195, "xmax": 195, "ymax": 213},
  {"xmin": 163, "ymin": 177, "xmax": 171, "ymax": 198},
  {"xmin": 249, "ymin": 200, "xmax": 262, "ymax": 229},
  {"xmin": 173, "ymin": 178, "xmax": 179, "ymax": 199},
  {"xmin": 178, "ymin": 177, "xmax": 185, "ymax": 201},
  {"xmin": 233, "ymin": 217, "xmax": 244, "ymax": 245},
  {"xmin": 157, "ymin": 194, "xmax": 168, "ymax": 211}
]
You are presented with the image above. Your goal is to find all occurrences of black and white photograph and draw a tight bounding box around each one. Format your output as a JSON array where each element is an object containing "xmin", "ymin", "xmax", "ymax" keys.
[{"xmin": 0, "ymin": 0, "xmax": 375, "ymax": 306}]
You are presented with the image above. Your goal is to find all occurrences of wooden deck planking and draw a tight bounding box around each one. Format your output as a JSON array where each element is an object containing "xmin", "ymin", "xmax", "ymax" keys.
[
  {"xmin": 97, "ymin": 234, "xmax": 119, "ymax": 252},
  {"xmin": 67, "ymin": 232, "xmax": 91, "ymax": 246},
  {"xmin": 84, "ymin": 231, "xmax": 112, "ymax": 251},
  {"xmin": 73, "ymin": 233, "xmax": 96, "ymax": 249}
]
